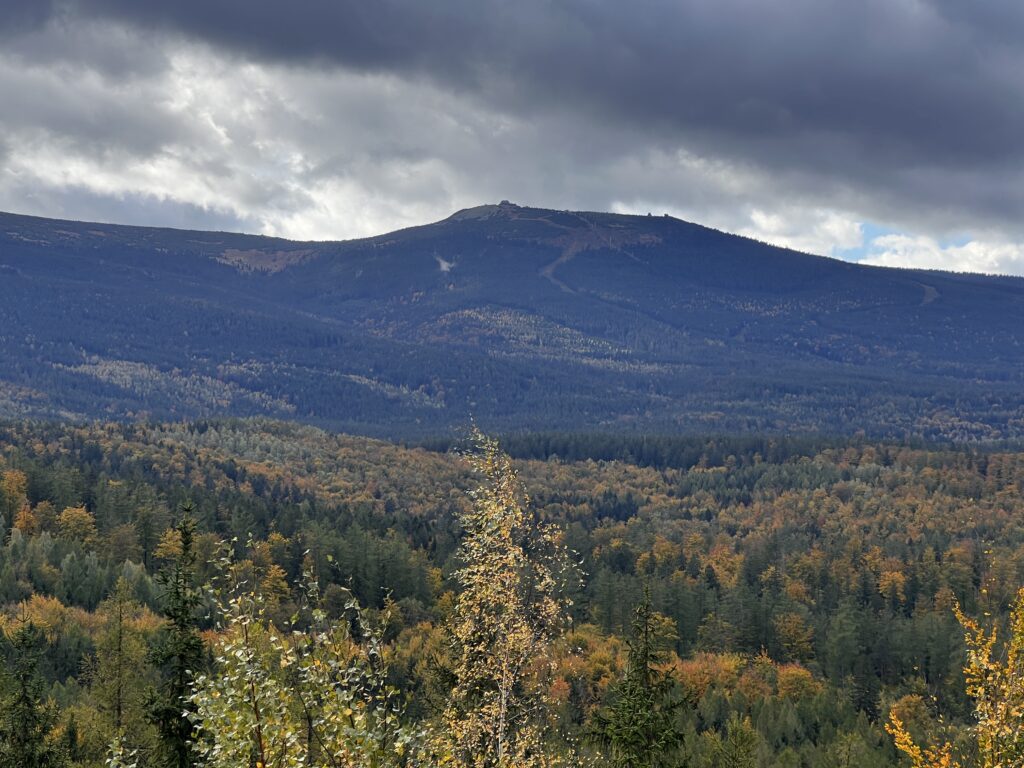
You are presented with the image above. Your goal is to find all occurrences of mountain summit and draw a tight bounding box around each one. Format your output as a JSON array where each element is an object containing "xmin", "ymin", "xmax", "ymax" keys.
[{"xmin": 1, "ymin": 205, "xmax": 1022, "ymax": 440}]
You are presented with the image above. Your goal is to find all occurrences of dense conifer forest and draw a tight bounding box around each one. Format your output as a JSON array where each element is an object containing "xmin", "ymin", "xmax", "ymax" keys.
[
  {"xmin": 3, "ymin": 206, "xmax": 1024, "ymax": 441},
  {"xmin": 2, "ymin": 419, "xmax": 1024, "ymax": 766}
]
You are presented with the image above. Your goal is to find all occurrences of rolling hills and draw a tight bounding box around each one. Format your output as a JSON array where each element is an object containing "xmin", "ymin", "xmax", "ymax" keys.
[{"xmin": 1, "ymin": 201, "xmax": 1022, "ymax": 440}]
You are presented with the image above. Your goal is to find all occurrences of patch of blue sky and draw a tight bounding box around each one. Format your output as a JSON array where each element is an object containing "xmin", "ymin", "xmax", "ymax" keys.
[
  {"xmin": 836, "ymin": 222, "xmax": 974, "ymax": 264},
  {"xmin": 834, "ymin": 221, "xmax": 896, "ymax": 263}
]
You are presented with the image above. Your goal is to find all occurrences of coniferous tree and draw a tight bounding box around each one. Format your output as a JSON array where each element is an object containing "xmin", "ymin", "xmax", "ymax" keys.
[
  {"xmin": 63, "ymin": 715, "xmax": 78, "ymax": 764},
  {"xmin": 589, "ymin": 586, "xmax": 683, "ymax": 768},
  {"xmin": 705, "ymin": 714, "xmax": 760, "ymax": 768},
  {"xmin": 86, "ymin": 576, "xmax": 156, "ymax": 761},
  {"xmin": 148, "ymin": 506, "xmax": 204, "ymax": 768},
  {"xmin": 0, "ymin": 621, "xmax": 68, "ymax": 768}
]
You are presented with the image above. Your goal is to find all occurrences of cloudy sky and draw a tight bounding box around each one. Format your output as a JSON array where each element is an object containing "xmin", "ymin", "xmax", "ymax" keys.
[{"xmin": 2, "ymin": 1, "xmax": 1024, "ymax": 275}]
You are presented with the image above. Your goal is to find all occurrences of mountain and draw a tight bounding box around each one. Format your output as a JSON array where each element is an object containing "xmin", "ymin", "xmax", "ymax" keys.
[{"xmin": 1, "ymin": 201, "xmax": 1022, "ymax": 440}]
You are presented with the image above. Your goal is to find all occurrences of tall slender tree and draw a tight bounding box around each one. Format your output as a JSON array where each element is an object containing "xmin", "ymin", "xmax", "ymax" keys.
[
  {"xmin": 435, "ymin": 429, "xmax": 574, "ymax": 767},
  {"xmin": 148, "ymin": 505, "xmax": 204, "ymax": 768},
  {"xmin": 87, "ymin": 577, "xmax": 156, "ymax": 760},
  {"xmin": 0, "ymin": 621, "xmax": 68, "ymax": 768},
  {"xmin": 589, "ymin": 586, "xmax": 683, "ymax": 768},
  {"xmin": 706, "ymin": 714, "xmax": 760, "ymax": 768}
]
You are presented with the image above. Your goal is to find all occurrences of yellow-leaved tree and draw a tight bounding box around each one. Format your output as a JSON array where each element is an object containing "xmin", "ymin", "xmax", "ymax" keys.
[
  {"xmin": 432, "ymin": 429, "xmax": 576, "ymax": 767},
  {"xmin": 888, "ymin": 587, "xmax": 1024, "ymax": 768},
  {"xmin": 189, "ymin": 551, "xmax": 424, "ymax": 768}
]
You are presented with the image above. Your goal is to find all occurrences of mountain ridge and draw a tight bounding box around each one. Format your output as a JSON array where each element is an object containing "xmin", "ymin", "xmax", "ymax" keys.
[
  {"xmin": 6, "ymin": 201, "xmax": 1021, "ymax": 281},
  {"xmin": 1, "ymin": 203, "xmax": 1022, "ymax": 440}
]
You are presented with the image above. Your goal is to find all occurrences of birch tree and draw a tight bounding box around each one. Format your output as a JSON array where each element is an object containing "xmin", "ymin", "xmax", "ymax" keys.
[
  {"xmin": 189, "ymin": 561, "xmax": 422, "ymax": 768},
  {"xmin": 888, "ymin": 587, "xmax": 1024, "ymax": 768},
  {"xmin": 434, "ymin": 429, "xmax": 574, "ymax": 767}
]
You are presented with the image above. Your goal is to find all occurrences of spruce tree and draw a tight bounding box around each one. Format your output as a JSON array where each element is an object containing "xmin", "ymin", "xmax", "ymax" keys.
[
  {"xmin": 706, "ymin": 714, "xmax": 759, "ymax": 768},
  {"xmin": 0, "ymin": 621, "xmax": 68, "ymax": 768},
  {"xmin": 590, "ymin": 587, "xmax": 683, "ymax": 768},
  {"xmin": 148, "ymin": 506, "xmax": 204, "ymax": 768}
]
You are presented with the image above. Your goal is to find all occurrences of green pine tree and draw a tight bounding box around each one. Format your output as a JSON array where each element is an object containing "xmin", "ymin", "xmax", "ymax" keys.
[
  {"xmin": 705, "ymin": 714, "xmax": 759, "ymax": 768},
  {"xmin": 86, "ymin": 576, "xmax": 157, "ymax": 759},
  {"xmin": 148, "ymin": 505, "xmax": 204, "ymax": 768},
  {"xmin": 589, "ymin": 586, "xmax": 683, "ymax": 768},
  {"xmin": 0, "ymin": 621, "xmax": 68, "ymax": 768}
]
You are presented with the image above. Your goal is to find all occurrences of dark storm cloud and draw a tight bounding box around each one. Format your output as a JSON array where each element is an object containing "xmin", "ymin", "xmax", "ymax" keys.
[
  {"xmin": 2, "ymin": 0, "xmax": 1024, "ymax": 270},
  {"xmin": 0, "ymin": 0, "xmax": 60, "ymax": 36},
  {"xmin": 10, "ymin": 0, "xmax": 1014, "ymax": 237},
  {"xmin": 49, "ymin": 0, "xmax": 1024, "ymax": 165}
]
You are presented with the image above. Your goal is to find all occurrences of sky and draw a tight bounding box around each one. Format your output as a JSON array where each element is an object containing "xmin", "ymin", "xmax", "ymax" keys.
[{"xmin": 2, "ymin": 1, "xmax": 1023, "ymax": 275}]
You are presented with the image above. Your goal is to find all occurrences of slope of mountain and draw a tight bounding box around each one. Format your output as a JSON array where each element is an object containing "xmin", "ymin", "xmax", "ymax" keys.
[{"xmin": 1, "ymin": 201, "xmax": 1022, "ymax": 440}]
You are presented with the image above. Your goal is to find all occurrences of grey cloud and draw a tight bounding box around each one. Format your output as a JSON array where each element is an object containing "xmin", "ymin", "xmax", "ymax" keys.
[
  {"xmin": 14, "ymin": 0, "xmax": 1016, "ymax": 239},
  {"xmin": 0, "ymin": 179, "xmax": 252, "ymax": 232},
  {"xmin": 927, "ymin": 0, "xmax": 1024, "ymax": 43},
  {"xmin": 0, "ymin": 0, "xmax": 60, "ymax": 37},
  {"xmin": 1, "ymin": 0, "xmax": 1023, "ymax": 267},
  {"xmin": 3, "ymin": 15, "xmax": 171, "ymax": 80},
  {"xmin": 51, "ymin": 0, "xmax": 1022, "ymax": 163},
  {"xmin": 0, "ymin": 73, "xmax": 184, "ymax": 159}
]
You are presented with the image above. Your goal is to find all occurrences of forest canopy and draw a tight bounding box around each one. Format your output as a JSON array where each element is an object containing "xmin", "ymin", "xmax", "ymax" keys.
[{"xmin": 1, "ymin": 419, "xmax": 1024, "ymax": 766}]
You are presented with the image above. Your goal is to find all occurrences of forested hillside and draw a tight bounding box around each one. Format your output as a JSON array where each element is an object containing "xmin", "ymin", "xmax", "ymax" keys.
[
  {"xmin": 2, "ymin": 419, "xmax": 1024, "ymax": 765},
  {"xmin": 2, "ymin": 203, "xmax": 1024, "ymax": 439}
]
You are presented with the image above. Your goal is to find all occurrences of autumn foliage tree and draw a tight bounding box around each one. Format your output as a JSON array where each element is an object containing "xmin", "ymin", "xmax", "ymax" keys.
[
  {"xmin": 189, "ymin": 560, "xmax": 422, "ymax": 767},
  {"xmin": 1, "ymin": 469, "xmax": 28, "ymax": 538},
  {"xmin": 57, "ymin": 505, "xmax": 98, "ymax": 547},
  {"xmin": 888, "ymin": 587, "xmax": 1024, "ymax": 767},
  {"xmin": 434, "ymin": 429, "xmax": 574, "ymax": 767}
]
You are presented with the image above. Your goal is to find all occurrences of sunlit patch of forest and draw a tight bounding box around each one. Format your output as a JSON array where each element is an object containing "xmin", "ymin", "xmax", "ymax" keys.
[{"xmin": 2, "ymin": 419, "xmax": 1024, "ymax": 766}]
